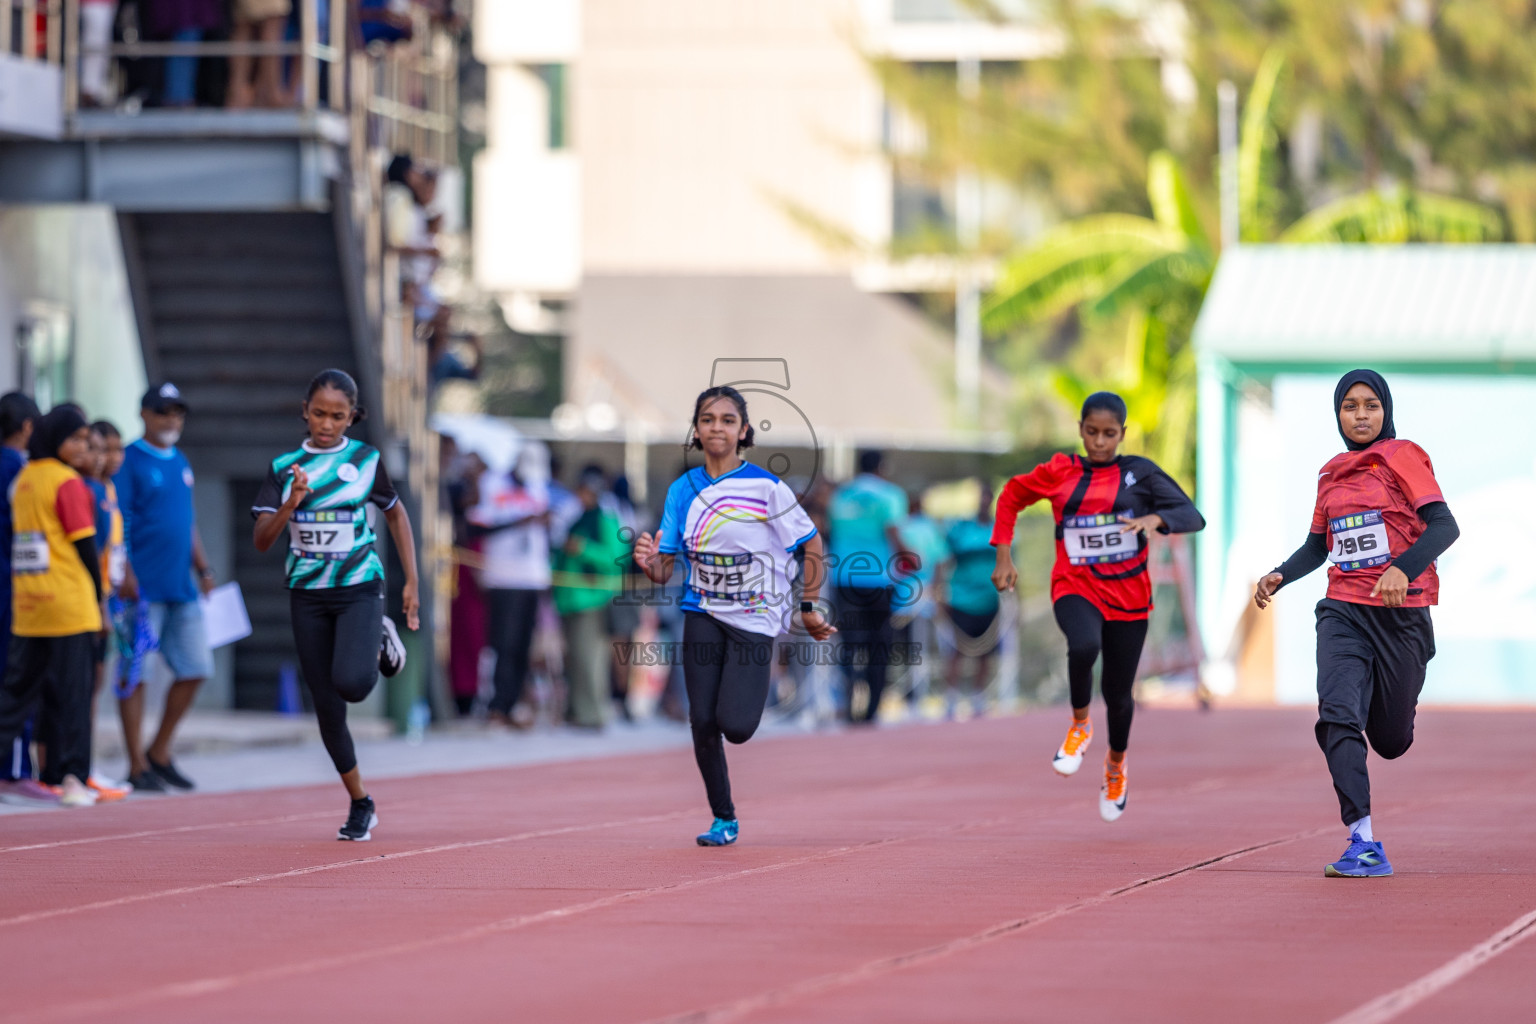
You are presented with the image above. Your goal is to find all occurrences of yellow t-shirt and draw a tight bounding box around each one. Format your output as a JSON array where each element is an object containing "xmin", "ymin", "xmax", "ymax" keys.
[{"xmin": 11, "ymin": 458, "xmax": 101, "ymax": 637}]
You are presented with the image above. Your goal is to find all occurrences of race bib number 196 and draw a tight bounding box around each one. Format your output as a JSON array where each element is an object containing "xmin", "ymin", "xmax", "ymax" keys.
[
  {"xmin": 289, "ymin": 510, "xmax": 357, "ymax": 561},
  {"xmin": 1062, "ymin": 514, "xmax": 1137, "ymax": 566},
  {"xmin": 1329, "ymin": 510, "xmax": 1391, "ymax": 570}
]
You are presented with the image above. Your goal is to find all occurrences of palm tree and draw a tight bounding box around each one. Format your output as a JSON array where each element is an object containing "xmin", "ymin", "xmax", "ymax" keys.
[{"xmin": 982, "ymin": 52, "xmax": 1502, "ymax": 485}]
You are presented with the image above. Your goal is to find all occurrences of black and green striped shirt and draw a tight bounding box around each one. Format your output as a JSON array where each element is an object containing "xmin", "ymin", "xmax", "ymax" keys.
[{"xmin": 252, "ymin": 438, "xmax": 397, "ymax": 590}]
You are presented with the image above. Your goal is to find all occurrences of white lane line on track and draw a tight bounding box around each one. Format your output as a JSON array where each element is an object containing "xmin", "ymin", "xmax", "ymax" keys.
[
  {"xmin": 646, "ymin": 824, "xmax": 1339, "ymax": 1024},
  {"xmin": 0, "ymin": 771, "xmax": 949, "ymax": 928},
  {"xmin": 0, "ymin": 810, "xmax": 694, "ymax": 930},
  {"xmin": 1325, "ymin": 908, "xmax": 1536, "ymax": 1024},
  {"xmin": 0, "ymin": 810, "xmax": 342, "ymax": 855},
  {"xmin": 15, "ymin": 816, "xmax": 1012, "ymax": 1024}
]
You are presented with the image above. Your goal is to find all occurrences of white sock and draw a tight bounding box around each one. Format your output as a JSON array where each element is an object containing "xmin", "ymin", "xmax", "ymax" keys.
[{"xmin": 1348, "ymin": 815, "xmax": 1373, "ymax": 842}]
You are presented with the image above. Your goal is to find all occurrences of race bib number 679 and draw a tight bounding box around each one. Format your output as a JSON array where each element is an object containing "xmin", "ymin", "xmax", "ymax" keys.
[{"xmin": 1328, "ymin": 510, "xmax": 1391, "ymax": 571}]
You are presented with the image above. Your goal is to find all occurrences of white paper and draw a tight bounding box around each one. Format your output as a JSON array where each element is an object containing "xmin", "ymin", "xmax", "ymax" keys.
[{"xmin": 201, "ymin": 582, "xmax": 252, "ymax": 650}]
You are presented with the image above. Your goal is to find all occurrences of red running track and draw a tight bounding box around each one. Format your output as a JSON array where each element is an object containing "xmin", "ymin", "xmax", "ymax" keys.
[{"xmin": 2, "ymin": 706, "xmax": 1534, "ymax": 1024}]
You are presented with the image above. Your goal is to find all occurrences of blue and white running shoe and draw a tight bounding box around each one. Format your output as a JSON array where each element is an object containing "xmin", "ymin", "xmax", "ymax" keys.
[
  {"xmin": 1324, "ymin": 835, "xmax": 1393, "ymax": 877},
  {"xmin": 696, "ymin": 818, "xmax": 739, "ymax": 847}
]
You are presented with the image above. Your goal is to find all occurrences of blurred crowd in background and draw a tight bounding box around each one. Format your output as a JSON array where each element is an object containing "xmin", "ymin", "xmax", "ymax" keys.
[{"xmin": 437, "ymin": 438, "xmax": 1017, "ymax": 735}]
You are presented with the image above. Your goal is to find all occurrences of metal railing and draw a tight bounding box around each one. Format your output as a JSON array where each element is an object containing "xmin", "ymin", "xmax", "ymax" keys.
[{"xmin": 4, "ymin": 0, "xmax": 454, "ymax": 155}]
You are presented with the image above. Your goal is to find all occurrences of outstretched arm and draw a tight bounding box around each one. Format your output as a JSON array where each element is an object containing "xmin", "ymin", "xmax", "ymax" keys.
[
  {"xmin": 990, "ymin": 471, "xmax": 1048, "ymax": 592},
  {"xmin": 1254, "ymin": 532, "xmax": 1327, "ymax": 609},
  {"xmin": 384, "ymin": 502, "xmax": 421, "ymax": 630}
]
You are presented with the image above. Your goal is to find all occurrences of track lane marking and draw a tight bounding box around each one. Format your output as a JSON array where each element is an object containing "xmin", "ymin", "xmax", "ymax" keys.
[
  {"xmin": 1326, "ymin": 907, "xmax": 1536, "ymax": 1024},
  {"xmin": 13, "ymin": 817, "xmax": 1012, "ymax": 1023},
  {"xmin": 645, "ymin": 824, "xmax": 1339, "ymax": 1024},
  {"xmin": 0, "ymin": 810, "xmax": 694, "ymax": 929},
  {"xmin": 0, "ymin": 772, "xmax": 950, "ymax": 927}
]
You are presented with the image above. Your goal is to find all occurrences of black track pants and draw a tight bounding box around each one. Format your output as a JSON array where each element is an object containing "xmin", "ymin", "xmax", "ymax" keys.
[
  {"xmin": 1314, "ymin": 598, "xmax": 1434, "ymax": 826},
  {"xmin": 291, "ymin": 582, "xmax": 384, "ymax": 776},
  {"xmin": 1052, "ymin": 595, "xmax": 1148, "ymax": 753},
  {"xmin": 0, "ymin": 633, "xmax": 95, "ymax": 784},
  {"xmin": 487, "ymin": 588, "xmax": 541, "ymax": 714},
  {"xmin": 836, "ymin": 585, "xmax": 895, "ymax": 722},
  {"xmin": 682, "ymin": 612, "xmax": 773, "ymax": 821}
]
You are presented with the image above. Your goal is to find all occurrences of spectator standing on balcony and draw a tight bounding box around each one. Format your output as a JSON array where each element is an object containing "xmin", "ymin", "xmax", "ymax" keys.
[
  {"xmin": 468, "ymin": 445, "xmax": 551, "ymax": 729},
  {"xmin": 0, "ymin": 392, "xmax": 40, "ymax": 791},
  {"xmin": 143, "ymin": 0, "xmax": 224, "ymax": 108},
  {"xmin": 114, "ymin": 383, "xmax": 216, "ymax": 792},
  {"xmin": 79, "ymin": 0, "xmax": 119, "ymax": 107},
  {"xmin": 227, "ymin": 0, "xmax": 293, "ymax": 109}
]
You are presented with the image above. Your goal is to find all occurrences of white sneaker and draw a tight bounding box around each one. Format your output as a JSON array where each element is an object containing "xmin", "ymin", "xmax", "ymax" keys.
[
  {"xmin": 59, "ymin": 775, "xmax": 99, "ymax": 808},
  {"xmin": 1099, "ymin": 758, "xmax": 1127, "ymax": 822},
  {"xmin": 379, "ymin": 615, "xmax": 406, "ymax": 678},
  {"xmin": 1052, "ymin": 719, "xmax": 1093, "ymax": 776}
]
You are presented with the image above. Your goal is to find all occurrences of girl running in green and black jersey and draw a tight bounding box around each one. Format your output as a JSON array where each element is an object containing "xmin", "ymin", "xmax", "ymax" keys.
[{"xmin": 253, "ymin": 369, "xmax": 420, "ymax": 841}]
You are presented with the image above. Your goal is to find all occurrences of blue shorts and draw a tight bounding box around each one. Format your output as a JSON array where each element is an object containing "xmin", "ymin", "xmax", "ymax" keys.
[{"xmin": 149, "ymin": 601, "xmax": 214, "ymax": 682}]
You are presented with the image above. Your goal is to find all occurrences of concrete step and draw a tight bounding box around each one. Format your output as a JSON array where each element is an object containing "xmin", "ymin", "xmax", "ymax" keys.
[{"xmin": 149, "ymin": 288, "xmax": 347, "ymax": 321}]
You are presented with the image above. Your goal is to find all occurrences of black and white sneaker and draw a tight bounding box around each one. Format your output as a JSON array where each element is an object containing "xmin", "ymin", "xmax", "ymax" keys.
[
  {"xmin": 339, "ymin": 796, "xmax": 378, "ymax": 841},
  {"xmin": 379, "ymin": 616, "xmax": 406, "ymax": 678},
  {"xmin": 147, "ymin": 756, "xmax": 195, "ymax": 791}
]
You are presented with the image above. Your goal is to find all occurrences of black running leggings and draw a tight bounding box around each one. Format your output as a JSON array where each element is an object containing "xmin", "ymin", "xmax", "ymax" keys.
[
  {"xmin": 682, "ymin": 612, "xmax": 774, "ymax": 821},
  {"xmin": 290, "ymin": 582, "xmax": 384, "ymax": 776},
  {"xmin": 1052, "ymin": 595, "xmax": 1149, "ymax": 753}
]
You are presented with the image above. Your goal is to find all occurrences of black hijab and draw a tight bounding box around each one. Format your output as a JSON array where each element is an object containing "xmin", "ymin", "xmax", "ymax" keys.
[
  {"xmin": 28, "ymin": 405, "xmax": 88, "ymax": 462},
  {"xmin": 1333, "ymin": 369, "xmax": 1395, "ymax": 452}
]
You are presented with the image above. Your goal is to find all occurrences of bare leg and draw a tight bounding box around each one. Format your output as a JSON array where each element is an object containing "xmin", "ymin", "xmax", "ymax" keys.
[
  {"xmin": 227, "ymin": 22, "xmax": 254, "ymax": 107},
  {"xmin": 340, "ymin": 766, "xmax": 367, "ymax": 801},
  {"xmin": 147, "ymin": 677, "xmax": 202, "ymax": 764},
  {"xmin": 255, "ymin": 18, "xmax": 291, "ymax": 107},
  {"xmin": 118, "ymin": 687, "xmax": 146, "ymax": 776}
]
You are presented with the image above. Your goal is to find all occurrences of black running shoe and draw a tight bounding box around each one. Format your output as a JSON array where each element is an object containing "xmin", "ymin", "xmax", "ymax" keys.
[
  {"xmin": 127, "ymin": 769, "xmax": 168, "ymax": 793},
  {"xmin": 147, "ymin": 756, "xmax": 195, "ymax": 791},
  {"xmin": 339, "ymin": 796, "xmax": 378, "ymax": 841},
  {"xmin": 379, "ymin": 616, "xmax": 406, "ymax": 678}
]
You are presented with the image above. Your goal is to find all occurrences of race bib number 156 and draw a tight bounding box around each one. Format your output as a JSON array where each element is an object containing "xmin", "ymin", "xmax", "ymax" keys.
[{"xmin": 1062, "ymin": 514, "xmax": 1137, "ymax": 566}]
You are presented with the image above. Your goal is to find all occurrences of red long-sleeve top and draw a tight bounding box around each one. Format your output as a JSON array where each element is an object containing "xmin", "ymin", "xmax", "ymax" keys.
[{"xmin": 991, "ymin": 453, "xmax": 1205, "ymax": 621}]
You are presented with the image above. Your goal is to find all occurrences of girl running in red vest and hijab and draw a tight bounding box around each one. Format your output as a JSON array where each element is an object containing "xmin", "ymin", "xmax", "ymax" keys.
[
  {"xmin": 991, "ymin": 392, "xmax": 1205, "ymax": 822},
  {"xmin": 1254, "ymin": 369, "xmax": 1458, "ymax": 877}
]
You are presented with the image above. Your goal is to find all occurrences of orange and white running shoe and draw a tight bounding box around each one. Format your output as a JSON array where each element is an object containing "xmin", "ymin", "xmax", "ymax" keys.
[
  {"xmin": 87, "ymin": 776, "xmax": 132, "ymax": 802},
  {"xmin": 1100, "ymin": 757, "xmax": 1128, "ymax": 822},
  {"xmin": 1052, "ymin": 718, "xmax": 1093, "ymax": 776}
]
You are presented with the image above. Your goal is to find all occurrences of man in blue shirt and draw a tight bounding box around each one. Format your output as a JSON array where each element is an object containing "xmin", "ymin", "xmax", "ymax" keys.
[
  {"xmin": 827, "ymin": 450, "xmax": 914, "ymax": 724},
  {"xmin": 114, "ymin": 383, "xmax": 215, "ymax": 792}
]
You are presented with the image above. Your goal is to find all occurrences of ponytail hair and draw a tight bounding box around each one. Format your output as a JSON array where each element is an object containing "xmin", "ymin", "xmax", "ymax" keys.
[
  {"xmin": 306, "ymin": 368, "xmax": 368, "ymax": 424},
  {"xmin": 686, "ymin": 386, "xmax": 754, "ymax": 452}
]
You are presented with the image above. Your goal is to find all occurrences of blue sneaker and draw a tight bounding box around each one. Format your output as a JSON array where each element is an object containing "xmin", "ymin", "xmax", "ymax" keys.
[
  {"xmin": 696, "ymin": 818, "xmax": 739, "ymax": 847},
  {"xmin": 1324, "ymin": 835, "xmax": 1393, "ymax": 877}
]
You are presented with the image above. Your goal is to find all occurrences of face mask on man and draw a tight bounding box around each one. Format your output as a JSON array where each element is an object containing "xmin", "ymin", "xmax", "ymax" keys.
[{"xmin": 152, "ymin": 427, "xmax": 182, "ymax": 448}]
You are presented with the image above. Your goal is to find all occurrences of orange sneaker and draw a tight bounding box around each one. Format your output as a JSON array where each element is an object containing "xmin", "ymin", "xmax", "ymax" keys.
[
  {"xmin": 1100, "ymin": 756, "xmax": 1128, "ymax": 822},
  {"xmin": 87, "ymin": 776, "xmax": 131, "ymax": 802},
  {"xmin": 1052, "ymin": 718, "xmax": 1093, "ymax": 776}
]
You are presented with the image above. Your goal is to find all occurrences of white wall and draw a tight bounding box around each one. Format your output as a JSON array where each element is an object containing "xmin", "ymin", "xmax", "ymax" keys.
[
  {"xmin": 1256, "ymin": 374, "xmax": 1536, "ymax": 705},
  {"xmin": 0, "ymin": 205, "xmax": 146, "ymax": 428},
  {"xmin": 579, "ymin": 0, "xmax": 879, "ymax": 274}
]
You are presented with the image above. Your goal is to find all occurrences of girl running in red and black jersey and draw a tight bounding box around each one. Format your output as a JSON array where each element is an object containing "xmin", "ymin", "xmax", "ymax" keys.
[
  {"xmin": 1254, "ymin": 369, "xmax": 1458, "ymax": 878},
  {"xmin": 991, "ymin": 392, "xmax": 1204, "ymax": 822}
]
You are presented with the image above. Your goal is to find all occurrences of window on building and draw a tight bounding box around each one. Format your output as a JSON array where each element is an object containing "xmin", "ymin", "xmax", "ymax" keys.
[{"xmin": 532, "ymin": 64, "xmax": 568, "ymax": 150}]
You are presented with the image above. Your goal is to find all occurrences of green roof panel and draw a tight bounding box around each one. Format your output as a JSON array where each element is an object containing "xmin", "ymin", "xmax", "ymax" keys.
[{"xmin": 1193, "ymin": 245, "xmax": 1536, "ymax": 363}]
